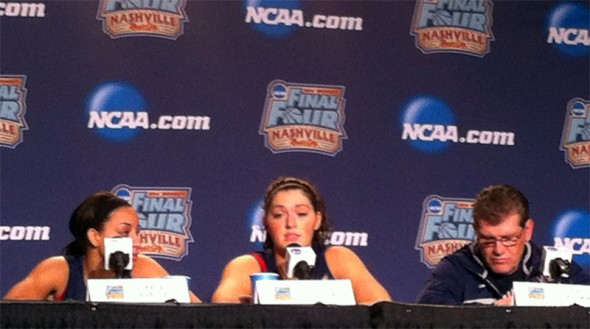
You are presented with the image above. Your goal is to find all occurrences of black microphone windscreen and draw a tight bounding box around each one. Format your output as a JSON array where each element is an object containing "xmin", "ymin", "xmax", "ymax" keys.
[
  {"xmin": 293, "ymin": 261, "xmax": 312, "ymax": 280},
  {"xmin": 109, "ymin": 251, "xmax": 130, "ymax": 278}
]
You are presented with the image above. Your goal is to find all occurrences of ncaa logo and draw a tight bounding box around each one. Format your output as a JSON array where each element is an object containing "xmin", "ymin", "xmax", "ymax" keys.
[
  {"xmin": 400, "ymin": 95, "xmax": 457, "ymax": 154},
  {"xmin": 85, "ymin": 81, "xmax": 147, "ymax": 142},
  {"xmin": 546, "ymin": 2, "xmax": 590, "ymax": 57},
  {"xmin": 551, "ymin": 208, "xmax": 590, "ymax": 269},
  {"xmin": 243, "ymin": 0, "xmax": 302, "ymax": 38}
]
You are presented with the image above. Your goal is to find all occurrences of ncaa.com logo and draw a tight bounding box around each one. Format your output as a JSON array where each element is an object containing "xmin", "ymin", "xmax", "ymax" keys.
[
  {"xmin": 0, "ymin": 2, "xmax": 45, "ymax": 17},
  {"xmin": 399, "ymin": 95, "xmax": 516, "ymax": 153},
  {"xmin": 0, "ymin": 226, "xmax": 50, "ymax": 241},
  {"xmin": 243, "ymin": 0, "xmax": 363, "ymax": 38},
  {"xmin": 85, "ymin": 81, "xmax": 211, "ymax": 142}
]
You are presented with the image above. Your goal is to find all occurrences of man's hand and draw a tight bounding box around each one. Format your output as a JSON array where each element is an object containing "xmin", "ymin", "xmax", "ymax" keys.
[{"xmin": 494, "ymin": 290, "xmax": 514, "ymax": 306}]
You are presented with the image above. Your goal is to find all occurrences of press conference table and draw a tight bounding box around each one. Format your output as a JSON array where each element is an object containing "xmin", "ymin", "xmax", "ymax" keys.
[{"xmin": 1, "ymin": 300, "xmax": 589, "ymax": 328}]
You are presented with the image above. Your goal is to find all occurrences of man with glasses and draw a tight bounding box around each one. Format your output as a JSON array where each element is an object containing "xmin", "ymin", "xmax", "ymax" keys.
[{"xmin": 417, "ymin": 184, "xmax": 589, "ymax": 305}]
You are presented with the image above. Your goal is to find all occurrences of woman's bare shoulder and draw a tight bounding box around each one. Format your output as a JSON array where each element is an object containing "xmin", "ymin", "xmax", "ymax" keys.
[
  {"xmin": 325, "ymin": 246, "xmax": 358, "ymax": 260},
  {"xmin": 36, "ymin": 256, "xmax": 69, "ymax": 274},
  {"xmin": 211, "ymin": 254, "xmax": 261, "ymax": 303},
  {"xmin": 3, "ymin": 256, "xmax": 68, "ymax": 300},
  {"xmin": 133, "ymin": 254, "xmax": 169, "ymax": 277},
  {"xmin": 221, "ymin": 253, "xmax": 261, "ymax": 274},
  {"xmin": 325, "ymin": 246, "xmax": 368, "ymax": 277}
]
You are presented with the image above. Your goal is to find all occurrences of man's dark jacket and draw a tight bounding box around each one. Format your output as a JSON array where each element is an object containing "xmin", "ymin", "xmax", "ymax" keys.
[{"xmin": 417, "ymin": 242, "xmax": 590, "ymax": 305}]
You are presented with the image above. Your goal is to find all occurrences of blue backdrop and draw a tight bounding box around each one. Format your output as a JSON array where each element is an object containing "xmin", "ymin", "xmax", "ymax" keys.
[{"xmin": 1, "ymin": 0, "xmax": 589, "ymax": 303}]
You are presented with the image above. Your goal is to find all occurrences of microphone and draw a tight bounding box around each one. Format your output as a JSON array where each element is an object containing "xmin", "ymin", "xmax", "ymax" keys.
[
  {"xmin": 541, "ymin": 246, "xmax": 572, "ymax": 282},
  {"xmin": 108, "ymin": 251, "xmax": 130, "ymax": 279},
  {"xmin": 104, "ymin": 237, "xmax": 133, "ymax": 278},
  {"xmin": 549, "ymin": 258, "xmax": 571, "ymax": 282},
  {"xmin": 286, "ymin": 243, "xmax": 316, "ymax": 280}
]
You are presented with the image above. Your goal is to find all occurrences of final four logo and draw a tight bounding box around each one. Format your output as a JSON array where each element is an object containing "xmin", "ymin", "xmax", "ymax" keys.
[
  {"xmin": 113, "ymin": 185, "xmax": 194, "ymax": 260},
  {"xmin": 415, "ymin": 195, "xmax": 475, "ymax": 268},
  {"xmin": 410, "ymin": 0, "xmax": 495, "ymax": 57},
  {"xmin": 560, "ymin": 98, "xmax": 590, "ymax": 169},
  {"xmin": 259, "ymin": 80, "xmax": 347, "ymax": 156},
  {"xmin": 0, "ymin": 76, "xmax": 28, "ymax": 149},
  {"xmin": 97, "ymin": 0, "xmax": 188, "ymax": 39}
]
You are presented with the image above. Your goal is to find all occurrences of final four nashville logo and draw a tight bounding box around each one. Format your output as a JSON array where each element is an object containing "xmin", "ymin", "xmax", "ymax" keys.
[
  {"xmin": 113, "ymin": 185, "xmax": 194, "ymax": 261},
  {"xmin": 411, "ymin": 0, "xmax": 495, "ymax": 57},
  {"xmin": 0, "ymin": 76, "xmax": 28, "ymax": 149},
  {"xmin": 97, "ymin": 0, "xmax": 188, "ymax": 39},
  {"xmin": 259, "ymin": 80, "xmax": 347, "ymax": 156},
  {"xmin": 561, "ymin": 98, "xmax": 590, "ymax": 169},
  {"xmin": 415, "ymin": 195, "xmax": 475, "ymax": 268}
]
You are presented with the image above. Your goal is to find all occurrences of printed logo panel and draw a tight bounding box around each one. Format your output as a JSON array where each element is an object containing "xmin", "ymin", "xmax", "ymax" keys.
[
  {"xmin": 410, "ymin": 0, "xmax": 495, "ymax": 57},
  {"xmin": 113, "ymin": 185, "xmax": 194, "ymax": 261},
  {"xmin": 0, "ymin": 76, "xmax": 28, "ymax": 149},
  {"xmin": 97, "ymin": 0, "xmax": 188, "ymax": 39},
  {"xmin": 415, "ymin": 195, "xmax": 475, "ymax": 268},
  {"xmin": 560, "ymin": 98, "xmax": 590, "ymax": 168},
  {"xmin": 260, "ymin": 80, "xmax": 347, "ymax": 156}
]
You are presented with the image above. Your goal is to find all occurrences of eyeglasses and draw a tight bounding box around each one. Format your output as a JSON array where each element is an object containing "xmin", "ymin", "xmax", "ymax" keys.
[{"xmin": 477, "ymin": 229, "xmax": 524, "ymax": 248}]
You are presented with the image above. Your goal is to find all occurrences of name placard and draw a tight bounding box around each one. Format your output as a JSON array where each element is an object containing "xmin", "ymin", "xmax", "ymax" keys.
[
  {"xmin": 254, "ymin": 279, "xmax": 355, "ymax": 305},
  {"xmin": 87, "ymin": 276, "xmax": 190, "ymax": 303},
  {"xmin": 513, "ymin": 281, "xmax": 590, "ymax": 307}
]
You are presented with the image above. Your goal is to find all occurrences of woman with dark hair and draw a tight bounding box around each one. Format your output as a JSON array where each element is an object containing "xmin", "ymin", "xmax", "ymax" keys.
[
  {"xmin": 3, "ymin": 191, "xmax": 201, "ymax": 302},
  {"xmin": 212, "ymin": 177, "xmax": 391, "ymax": 305}
]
